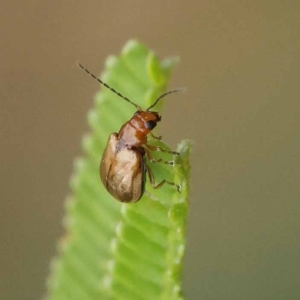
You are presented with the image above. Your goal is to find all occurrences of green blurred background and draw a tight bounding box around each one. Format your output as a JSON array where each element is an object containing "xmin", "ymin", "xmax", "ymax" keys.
[{"xmin": 1, "ymin": 1, "xmax": 299, "ymax": 299}]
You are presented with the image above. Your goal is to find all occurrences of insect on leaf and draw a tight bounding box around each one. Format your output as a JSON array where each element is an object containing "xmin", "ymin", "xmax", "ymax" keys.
[{"xmin": 47, "ymin": 40, "xmax": 191, "ymax": 300}]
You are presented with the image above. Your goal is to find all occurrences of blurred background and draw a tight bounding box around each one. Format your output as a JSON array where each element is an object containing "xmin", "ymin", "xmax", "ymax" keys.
[{"xmin": 1, "ymin": 1, "xmax": 300, "ymax": 299}]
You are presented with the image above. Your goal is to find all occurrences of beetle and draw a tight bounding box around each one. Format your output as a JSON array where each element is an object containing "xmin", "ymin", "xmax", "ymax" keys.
[{"xmin": 78, "ymin": 63, "xmax": 181, "ymax": 203}]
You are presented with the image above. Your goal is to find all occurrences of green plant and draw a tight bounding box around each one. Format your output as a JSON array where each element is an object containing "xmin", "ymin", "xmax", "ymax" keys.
[{"xmin": 47, "ymin": 40, "xmax": 191, "ymax": 300}]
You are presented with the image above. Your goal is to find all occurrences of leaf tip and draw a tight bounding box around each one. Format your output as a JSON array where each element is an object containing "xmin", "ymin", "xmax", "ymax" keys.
[{"xmin": 121, "ymin": 39, "xmax": 146, "ymax": 56}]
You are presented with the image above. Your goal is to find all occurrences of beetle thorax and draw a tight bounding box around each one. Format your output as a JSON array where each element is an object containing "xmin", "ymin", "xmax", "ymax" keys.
[{"xmin": 117, "ymin": 111, "xmax": 161, "ymax": 149}]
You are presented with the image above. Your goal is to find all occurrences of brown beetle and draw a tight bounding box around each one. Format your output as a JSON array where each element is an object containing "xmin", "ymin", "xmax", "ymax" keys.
[{"xmin": 79, "ymin": 63, "xmax": 180, "ymax": 203}]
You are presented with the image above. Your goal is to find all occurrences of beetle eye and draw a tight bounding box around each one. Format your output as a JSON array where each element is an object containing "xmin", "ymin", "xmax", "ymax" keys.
[{"xmin": 145, "ymin": 120, "xmax": 157, "ymax": 129}]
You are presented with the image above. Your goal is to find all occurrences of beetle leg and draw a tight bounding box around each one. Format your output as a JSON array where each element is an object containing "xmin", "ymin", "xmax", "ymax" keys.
[
  {"xmin": 150, "ymin": 132, "xmax": 162, "ymax": 140},
  {"xmin": 146, "ymin": 163, "xmax": 181, "ymax": 192},
  {"xmin": 146, "ymin": 144, "xmax": 180, "ymax": 156},
  {"xmin": 144, "ymin": 147, "xmax": 175, "ymax": 165}
]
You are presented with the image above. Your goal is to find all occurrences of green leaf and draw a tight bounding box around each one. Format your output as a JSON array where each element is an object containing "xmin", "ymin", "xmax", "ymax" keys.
[{"xmin": 47, "ymin": 40, "xmax": 191, "ymax": 300}]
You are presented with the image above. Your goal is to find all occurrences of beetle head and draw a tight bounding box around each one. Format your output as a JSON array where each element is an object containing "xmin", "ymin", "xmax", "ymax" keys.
[{"xmin": 134, "ymin": 111, "xmax": 161, "ymax": 130}]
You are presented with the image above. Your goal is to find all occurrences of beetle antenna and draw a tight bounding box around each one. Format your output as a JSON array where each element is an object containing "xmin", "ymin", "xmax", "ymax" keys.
[
  {"xmin": 146, "ymin": 88, "xmax": 183, "ymax": 111},
  {"xmin": 78, "ymin": 63, "xmax": 142, "ymax": 111}
]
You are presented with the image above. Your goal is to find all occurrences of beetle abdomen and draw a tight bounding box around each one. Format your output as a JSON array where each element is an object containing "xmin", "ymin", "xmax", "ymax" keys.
[{"xmin": 100, "ymin": 133, "xmax": 145, "ymax": 203}]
